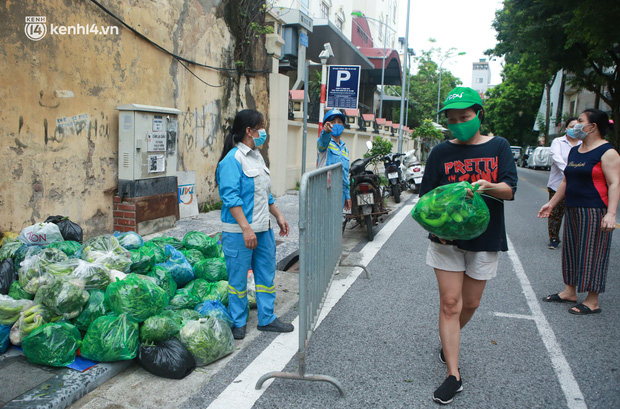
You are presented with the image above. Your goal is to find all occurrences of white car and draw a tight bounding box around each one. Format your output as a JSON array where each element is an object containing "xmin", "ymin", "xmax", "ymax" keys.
[{"xmin": 527, "ymin": 146, "xmax": 552, "ymax": 170}]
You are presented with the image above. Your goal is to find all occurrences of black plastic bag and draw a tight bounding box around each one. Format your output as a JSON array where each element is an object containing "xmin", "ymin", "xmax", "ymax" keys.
[
  {"xmin": 137, "ymin": 338, "xmax": 196, "ymax": 379},
  {"xmin": 45, "ymin": 215, "xmax": 83, "ymax": 243},
  {"xmin": 0, "ymin": 259, "xmax": 15, "ymax": 295}
]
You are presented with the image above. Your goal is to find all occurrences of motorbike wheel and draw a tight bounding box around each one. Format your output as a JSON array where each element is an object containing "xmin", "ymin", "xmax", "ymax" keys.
[
  {"xmin": 364, "ymin": 215, "xmax": 374, "ymax": 241},
  {"xmin": 391, "ymin": 184, "xmax": 401, "ymax": 203}
]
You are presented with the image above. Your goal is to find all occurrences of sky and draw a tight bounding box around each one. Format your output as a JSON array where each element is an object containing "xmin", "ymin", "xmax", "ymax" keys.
[{"xmin": 398, "ymin": 0, "xmax": 505, "ymax": 87}]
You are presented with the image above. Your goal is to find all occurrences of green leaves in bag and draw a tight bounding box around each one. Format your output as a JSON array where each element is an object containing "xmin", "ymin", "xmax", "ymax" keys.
[
  {"xmin": 81, "ymin": 313, "xmax": 139, "ymax": 362},
  {"xmin": 22, "ymin": 322, "xmax": 81, "ymax": 367},
  {"xmin": 105, "ymin": 273, "xmax": 169, "ymax": 322}
]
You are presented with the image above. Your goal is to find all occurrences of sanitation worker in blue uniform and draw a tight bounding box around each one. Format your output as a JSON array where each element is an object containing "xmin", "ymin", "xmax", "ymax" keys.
[
  {"xmin": 216, "ymin": 109, "xmax": 294, "ymax": 340},
  {"xmin": 317, "ymin": 109, "xmax": 352, "ymax": 210}
]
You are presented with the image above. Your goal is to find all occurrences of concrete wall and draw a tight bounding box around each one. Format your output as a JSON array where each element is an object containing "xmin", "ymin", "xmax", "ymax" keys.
[{"xmin": 0, "ymin": 0, "xmax": 269, "ymax": 237}]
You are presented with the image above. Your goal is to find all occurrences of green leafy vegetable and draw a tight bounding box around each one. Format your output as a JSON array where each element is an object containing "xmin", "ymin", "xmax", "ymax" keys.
[
  {"xmin": 167, "ymin": 288, "xmax": 201, "ymax": 310},
  {"xmin": 81, "ymin": 234, "xmax": 132, "ymax": 272},
  {"xmin": 180, "ymin": 248, "xmax": 204, "ymax": 266},
  {"xmin": 182, "ymin": 231, "xmax": 219, "ymax": 258},
  {"xmin": 179, "ymin": 317, "xmax": 234, "ymax": 366},
  {"xmin": 193, "ymin": 258, "xmax": 227, "ymax": 282},
  {"xmin": 147, "ymin": 266, "xmax": 177, "ymax": 298},
  {"xmin": 81, "ymin": 313, "xmax": 139, "ymax": 362},
  {"xmin": 45, "ymin": 241, "xmax": 81, "ymax": 257},
  {"xmin": 35, "ymin": 278, "xmax": 90, "ymax": 319},
  {"xmin": 72, "ymin": 289, "xmax": 108, "ymax": 331},
  {"xmin": 22, "ymin": 322, "xmax": 81, "ymax": 367},
  {"xmin": 8, "ymin": 281, "xmax": 34, "ymax": 300},
  {"xmin": 140, "ymin": 314, "xmax": 182, "ymax": 343},
  {"xmin": 105, "ymin": 273, "xmax": 169, "ymax": 322},
  {"xmin": 129, "ymin": 247, "xmax": 155, "ymax": 274}
]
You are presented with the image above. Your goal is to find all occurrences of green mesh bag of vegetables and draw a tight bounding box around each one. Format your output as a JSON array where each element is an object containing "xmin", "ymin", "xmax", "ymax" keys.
[
  {"xmin": 179, "ymin": 317, "xmax": 234, "ymax": 366},
  {"xmin": 22, "ymin": 322, "xmax": 81, "ymax": 367},
  {"xmin": 105, "ymin": 273, "xmax": 169, "ymax": 322},
  {"xmin": 147, "ymin": 266, "xmax": 177, "ymax": 298},
  {"xmin": 8, "ymin": 281, "xmax": 34, "ymax": 300},
  {"xmin": 142, "ymin": 241, "xmax": 166, "ymax": 264},
  {"xmin": 193, "ymin": 258, "xmax": 227, "ymax": 282},
  {"xmin": 166, "ymin": 288, "xmax": 201, "ymax": 310},
  {"xmin": 184, "ymin": 279, "xmax": 213, "ymax": 301},
  {"xmin": 182, "ymin": 231, "xmax": 219, "ymax": 258},
  {"xmin": 148, "ymin": 236, "xmax": 183, "ymax": 250},
  {"xmin": 180, "ymin": 248, "xmax": 204, "ymax": 266},
  {"xmin": 129, "ymin": 247, "xmax": 156, "ymax": 274},
  {"xmin": 204, "ymin": 280, "xmax": 229, "ymax": 306},
  {"xmin": 80, "ymin": 313, "xmax": 139, "ymax": 362},
  {"xmin": 412, "ymin": 181, "xmax": 490, "ymax": 241},
  {"xmin": 46, "ymin": 241, "xmax": 82, "ymax": 257},
  {"xmin": 72, "ymin": 289, "xmax": 108, "ymax": 331},
  {"xmin": 140, "ymin": 314, "xmax": 182, "ymax": 343},
  {"xmin": 162, "ymin": 308, "xmax": 201, "ymax": 325}
]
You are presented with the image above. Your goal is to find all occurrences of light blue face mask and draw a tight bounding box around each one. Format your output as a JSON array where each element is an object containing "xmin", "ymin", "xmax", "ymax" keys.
[
  {"xmin": 566, "ymin": 128, "xmax": 575, "ymax": 138},
  {"xmin": 331, "ymin": 123, "xmax": 344, "ymax": 137},
  {"xmin": 254, "ymin": 129, "xmax": 267, "ymax": 147}
]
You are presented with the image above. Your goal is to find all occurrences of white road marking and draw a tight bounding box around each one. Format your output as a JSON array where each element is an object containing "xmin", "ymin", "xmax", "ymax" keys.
[
  {"xmin": 493, "ymin": 312, "xmax": 535, "ymax": 320},
  {"xmin": 506, "ymin": 236, "xmax": 587, "ymax": 409},
  {"xmin": 207, "ymin": 203, "xmax": 416, "ymax": 409}
]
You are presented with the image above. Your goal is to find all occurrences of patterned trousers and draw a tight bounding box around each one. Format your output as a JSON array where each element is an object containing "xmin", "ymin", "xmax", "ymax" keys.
[{"xmin": 548, "ymin": 188, "xmax": 565, "ymax": 241}]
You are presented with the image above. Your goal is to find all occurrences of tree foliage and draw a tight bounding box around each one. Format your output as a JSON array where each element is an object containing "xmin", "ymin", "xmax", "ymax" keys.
[
  {"xmin": 364, "ymin": 136, "xmax": 393, "ymax": 160},
  {"xmin": 410, "ymin": 119, "xmax": 443, "ymax": 141},
  {"xmin": 490, "ymin": 0, "xmax": 620, "ymax": 148}
]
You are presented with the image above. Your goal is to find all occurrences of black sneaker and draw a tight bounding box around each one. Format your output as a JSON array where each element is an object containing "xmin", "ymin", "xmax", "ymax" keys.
[
  {"xmin": 439, "ymin": 348, "xmax": 446, "ymax": 364},
  {"xmin": 232, "ymin": 325, "xmax": 246, "ymax": 340},
  {"xmin": 257, "ymin": 317, "xmax": 294, "ymax": 333},
  {"xmin": 548, "ymin": 239, "xmax": 560, "ymax": 250},
  {"xmin": 433, "ymin": 375, "xmax": 463, "ymax": 405}
]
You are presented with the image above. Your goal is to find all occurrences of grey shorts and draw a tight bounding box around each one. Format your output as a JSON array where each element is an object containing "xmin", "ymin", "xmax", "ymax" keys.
[{"xmin": 425, "ymin": 241, "xmax": 498, "ymax": 281}]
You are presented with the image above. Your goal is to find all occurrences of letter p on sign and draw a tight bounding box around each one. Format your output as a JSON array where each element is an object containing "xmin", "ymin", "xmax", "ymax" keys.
[{"xmin": 336, "ymin": 70, "xmax": 351, "ymax": 87}]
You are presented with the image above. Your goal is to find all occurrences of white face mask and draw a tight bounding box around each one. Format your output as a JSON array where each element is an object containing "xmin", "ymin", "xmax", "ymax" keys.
[{"xmin": 572, "ymin": 123, "xmax": 594, "ymax": 140}]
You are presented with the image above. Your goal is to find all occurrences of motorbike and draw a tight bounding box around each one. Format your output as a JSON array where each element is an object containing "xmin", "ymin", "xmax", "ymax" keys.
[
  {"xmin": 343, "ymin": 142, "xmax": 388, "ymax": 241},
  {"xmin": 400, "ymin": 151, "xmax": 425, "ymax": 193},
  {"xmin": 380, "ymin": 152, "xmax": 406, "ymax": 203}
]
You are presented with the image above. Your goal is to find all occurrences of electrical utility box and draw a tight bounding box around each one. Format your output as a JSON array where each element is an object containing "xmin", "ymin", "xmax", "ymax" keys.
[{"xmin": 116, "ymin": 104, "xmax": 181, "ymax": 198}]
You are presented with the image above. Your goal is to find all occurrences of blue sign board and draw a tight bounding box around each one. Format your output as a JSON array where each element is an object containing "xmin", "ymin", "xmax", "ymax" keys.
[
  {"xmin": 299, "ymin": 32, "xmax": 309, "ymax": 47},
  {"xmin": 326, "ymin": 65, "xmax": 361, "ymax": 110}
]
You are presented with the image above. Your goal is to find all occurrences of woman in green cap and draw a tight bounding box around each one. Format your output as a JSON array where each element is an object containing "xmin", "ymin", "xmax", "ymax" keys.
[{"xmin": 419, "ymin": 86, "xmax": 518, "ymax": 404}]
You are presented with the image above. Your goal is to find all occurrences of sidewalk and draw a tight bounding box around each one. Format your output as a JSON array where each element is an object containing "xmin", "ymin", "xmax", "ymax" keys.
[{"xmin": 0, "ymin": 190, "xmax": 303, "ymax": 409}]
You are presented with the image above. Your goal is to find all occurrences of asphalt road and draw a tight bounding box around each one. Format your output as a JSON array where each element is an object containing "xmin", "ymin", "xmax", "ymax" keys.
[{"xmin": 195, "ymin": 167, "xmax": 619, "ymax": 409}]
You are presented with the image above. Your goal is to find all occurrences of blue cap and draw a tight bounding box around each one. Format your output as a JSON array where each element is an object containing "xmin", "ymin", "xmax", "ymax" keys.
[{"xmin": 323, "ymin": 109, "xmax": 346, "ymax": 124}]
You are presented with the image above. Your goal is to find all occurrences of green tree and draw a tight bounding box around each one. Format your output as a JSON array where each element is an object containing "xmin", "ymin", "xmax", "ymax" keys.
[
  {"xmin": 364, "ymin": 136, "xmax": 393, "ymax": 161},
  {"xmin": 411, "ymin": 119, "xmax": 443, "ymax": 141},
  {"xmin": 483, "ymin": 54, "xmax": 544, "ymax": 147},
  {"xmin": 490, "ymin": 0, "xmax": 620, "ymax": 148}
]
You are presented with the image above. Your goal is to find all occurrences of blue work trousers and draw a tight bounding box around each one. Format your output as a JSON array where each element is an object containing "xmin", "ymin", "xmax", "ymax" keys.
[{"xmin": 221, "ymin": 229, "xmax": 277, "ymax": 327}]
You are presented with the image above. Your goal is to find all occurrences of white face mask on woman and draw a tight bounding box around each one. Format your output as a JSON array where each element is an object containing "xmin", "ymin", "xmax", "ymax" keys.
[{"xmin": 572, "ymin": 123, "xmax": 594, "ymax": 140}]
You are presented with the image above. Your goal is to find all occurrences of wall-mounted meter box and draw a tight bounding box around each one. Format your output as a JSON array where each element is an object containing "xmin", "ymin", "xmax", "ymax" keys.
[{"xmin": 116, "ymin": 104, "xmax": 181, "ymax": 198}]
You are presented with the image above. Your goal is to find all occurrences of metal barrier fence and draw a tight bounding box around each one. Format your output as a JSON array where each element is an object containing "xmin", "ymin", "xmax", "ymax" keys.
[{"xmin": 256, "ymin": 163, "xmax": 345, "ymax": 396}]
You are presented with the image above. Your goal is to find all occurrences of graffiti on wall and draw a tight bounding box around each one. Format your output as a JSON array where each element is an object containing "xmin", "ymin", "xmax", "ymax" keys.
[
  {"xmin": 180, "ymin": 100, "xmax": 222, "ymax": 154},
  {"xmin": 41, "ymin": 111, "xmax": 110, "ymax": 147}
]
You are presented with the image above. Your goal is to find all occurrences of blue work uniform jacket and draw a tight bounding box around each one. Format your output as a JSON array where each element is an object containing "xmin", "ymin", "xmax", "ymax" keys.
[
  {"xmin": 317, "ymin": 130, "xmax": 350, "ymax": 201},
  {"xmin": 216, "ymin": 142, "xmax": 274, "ymax": 233}
]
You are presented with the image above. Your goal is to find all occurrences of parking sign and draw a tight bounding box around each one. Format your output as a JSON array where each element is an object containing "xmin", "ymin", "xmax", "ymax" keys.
[{"xmin": 326, "ymin": 65, "xmax": 361, "ymax": 110}]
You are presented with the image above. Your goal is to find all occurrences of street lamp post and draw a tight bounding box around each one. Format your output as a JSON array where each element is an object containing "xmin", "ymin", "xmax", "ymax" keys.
[
  {"xmin": 435, "ymin": 52, "xmax": 466, "ymax": 123},
  {"xmin": 351, "ymin": 11, "xmax": 396, "ymax": 119}
]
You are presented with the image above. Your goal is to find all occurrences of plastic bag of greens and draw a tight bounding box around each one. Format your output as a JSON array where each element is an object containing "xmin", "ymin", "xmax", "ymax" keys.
[
  {"xmin": 0, "ymin": 240, "xmax": 23, "ymax": 262},
  {"xmin": 184, "ymin": 279, "xmax": 213, "ymax": 301},
  {"xmin": 0, "ymin": 324, "xmax": 10, "ymax": 354},
  {"xmin": 166, "ymin": 288, "xmax": 201, "ymax": 311},
  {"xmin": 156, "ymin": 245, "xmax": 195, "ymax": 287},
  {"xmin": 148, "ymin": 236, "xmax": 183, "ymax": 250},
  {"xmin": 129, "ymin": 247, "xmax": 155, "ymax": 274},
  {"xmin": 142, "ymin": 241, "xmax": 166, "ymax": 264},
  {"xmin": 80, "ymin": 313, "xmax": 139, "ymax": 362},
  {"xmin": 140, "ymin": 314, "xmax": 182, "ymax": 343},
  {"xmin": 412, "ymin": 181, "xmax": 490, "ymax": 241},
  {"xmin": 46, "ymin": 240, "xmax": 82, "ymax": 257},
  {"xmin": 147, "ymin": 266, "xmax": 177, "ymax": 298},
  {"xmin": 18, "ymin": 247, "xmax": 69, "ymax": 295},
  {"xmin": 179, "ymin": 317, "xmax": 234, "ymax": 366},
  {"xmin": 1, "ymin": 258, "xmax": 15, "ymax": 294},
  {"xmin": 14, "ymin": 244, "xmax": 38, "ymax": 268},
  {"xmin": 81, "ymin": 235, "xmax": 132, "ymax": 272},
  {"xmin": 17, "ymin": 222, "xmax": 64, "ymax": 246},
  {"xmin": 137, "ymin": 338, "xmax": 196, "ymax": 379},
  {"xmin": 35, "ymin": 278, "xmax": 89, "ymax": 319},
  {"xmin": 44, "ymin": 215, "xmax": 83, "ymax": 243},
  {"xmin": 193, "ymin": 258, "xmax": 227, "ymax": 282},
  {"xmin": 9, "ymin": 303, "xmax": 61, "ymax": 345},
  {"xmin": 247, "ymin": 271, "xmax": 257, "ymax": 309},
  {"xmin": 195, "ymin": 300, "xmax": 233, "ymax": 328},
  {"xmin": 105, "ymin": 273, "xmax": 169, "ymax": 322},
  {"xmin": 180, "ymin": 249, "xmax": 204, "ymax": 266},
  {"xmin": 47, "ymin": 259, "xmax": 112, "ymax": 290},
  {"xmin": 8, "ymin": 281, "xmax": 34, "ymax": 300},
  {"xmin": 114, "ymin": 231, "xmax": 144, "ymax": 250},
  {"xmin": 22, "ymin": 322, "xmax": 81, "ymax": 367},
  {"xmin": 72, "ymin": 289, "xmax": 108, "ymax": 331},
  {"xmin": 204, "ymin": 280, "xmax": 229, "ymax": 306},
  {"xmin": 162, "ymin": 308, "xmax": 201, "ymax": 325},
  {"xmin": 0, "ymin": 294, "xmax": 33, "ymax": 325},
  {"xmin": 182, "ymin": 231, "xmax": 219, "ymax": 258}
]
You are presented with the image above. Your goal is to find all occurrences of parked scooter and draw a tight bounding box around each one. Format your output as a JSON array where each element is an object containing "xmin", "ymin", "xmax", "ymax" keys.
[
  {"xmin": 344, "ymin": 142, "xmax": 388, "ymax": 241},
  {"xmin": 380, "ymin": 152, "xmax": 406, "ymax": 203},
  {"xmin": 400, "ymin": 151, "xmax": 425, "ymax": 193}
]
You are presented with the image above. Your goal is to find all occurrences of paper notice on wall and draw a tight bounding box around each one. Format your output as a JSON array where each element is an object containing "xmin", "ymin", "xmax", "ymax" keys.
[
  {"xmin": 148, "ymin": 155, "xmax": 165, "ymax": 173},
  {"xmin": 177, "ymin": 171, "xmax": 199, "ymax": 218},
  {"xmin": 153, "ymin": 115, "xmax": 164, "ymax": 131},
  {"xmin": 147, "ymin": 131, "xmax": 167, "ymax": 151}
]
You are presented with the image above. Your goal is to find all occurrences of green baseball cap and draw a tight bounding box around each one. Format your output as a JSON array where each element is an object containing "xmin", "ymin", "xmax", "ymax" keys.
[{"xmin": 438, "ymin": 87, "xmax": 482, "ymax": 113}]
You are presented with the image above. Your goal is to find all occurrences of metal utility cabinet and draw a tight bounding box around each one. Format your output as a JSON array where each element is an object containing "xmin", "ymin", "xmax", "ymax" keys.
[{"xmin": 115, "ymin": 104, "xmax": 181, "ymax": 235}]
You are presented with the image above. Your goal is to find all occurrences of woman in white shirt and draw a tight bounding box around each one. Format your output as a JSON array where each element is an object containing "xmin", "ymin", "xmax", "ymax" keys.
[{"xmin": 546, "ymin": 117, "xmax": 580, "ymax": 249}]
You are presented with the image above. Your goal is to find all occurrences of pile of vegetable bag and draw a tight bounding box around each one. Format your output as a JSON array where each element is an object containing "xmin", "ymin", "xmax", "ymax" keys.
[{"xmin": 412, "ymin": 181, "xmax": 490, "ymax": 241}]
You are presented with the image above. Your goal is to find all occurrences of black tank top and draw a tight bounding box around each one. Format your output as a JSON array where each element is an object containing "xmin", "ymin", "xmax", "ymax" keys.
[{"xmin": 564, "ymin": 143, "xmax": 614, "ymax": 208}]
